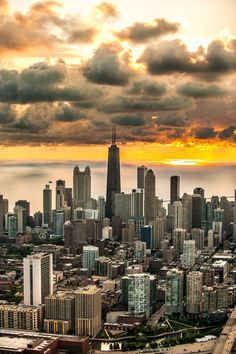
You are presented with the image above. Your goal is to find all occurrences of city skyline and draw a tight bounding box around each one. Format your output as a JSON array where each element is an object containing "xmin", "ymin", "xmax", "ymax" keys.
[{"xmin": 0, "ymin": 0, "xmax": 236, "ymax": 165}]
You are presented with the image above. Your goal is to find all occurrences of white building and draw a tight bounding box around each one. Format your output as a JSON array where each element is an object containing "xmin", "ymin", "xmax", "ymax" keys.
[
  {"xmin": 102, "ymin": 226, "xmax": 113, "ymax": 240},
  {"xmin": 23, "ymin": 253, "xmax": 53, "ymax": 306}
]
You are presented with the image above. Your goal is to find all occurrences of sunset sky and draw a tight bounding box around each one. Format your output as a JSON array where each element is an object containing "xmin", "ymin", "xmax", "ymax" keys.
[{"xmin": 0, "ymin": 0, "xmax": 236, "ymax": 165}]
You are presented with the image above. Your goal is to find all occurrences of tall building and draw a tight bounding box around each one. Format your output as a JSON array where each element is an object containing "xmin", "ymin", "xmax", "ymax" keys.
[
  {"xmin": 115, "ymin": 192, "xmax": 131, "ymax": 221},
  {"xmin": 44, "ymin": 291, "xmax": 75, "ymax": 335},
  {"xmin": 137, "ymin": 165, "xmax": 148, "ymax": 189},
  {"xmin": 56, "ymin": 180, "xmax": 65, "ymax": 210},
  {"xmin": 128, "ymin": 273, "xmax": 151, "ymax": 318},
  {"xmin": 170, "ymin": 176, "xmax": 180, "ymax": 204},
  {"xmin": 98, "ymin": 196, "xmax": 106, "ymax": 221},
  {"xmin": 165, "ymin": 269, "xmax": 184, "ymax": 315},
  {"xmin": 73, "ymin": 165, "xmax": 91, "ymax": 209},
  {"xmin": 13, "ymin": 205, "xmax": 27, "ymax": 233},
  {"xmin": 141, "ymin": 225, "xmax": 152, "ymax": 249},
  {"xmin": 0, "ymin": 195, "xmax": 4, "ymax": 234},
  {"xmin": 105, "ymin": 125, "xmax": 121, "ymax": 219},
  {"xmin": 131, "ymin": 188, "xmax": 144, "ymax": 218},
  {"xmin": 75, "ymin": 285, "xmax": 101, "ymax": 337},
  {"xmin": 52, "ymin": 209, "xmax": 64, "ymax": 237},
  {"xmin": 172, "ymin": 228, "xmax": 187, "ymax": 253},
  {"xmin": 152, "ymin": 217, "xmax": 165, "ymax": 249},
  {"xmin": 173, "ymin": 201, "xmax": 183, "ymax": 230},
  {"xmin": 192, "ymin": 194, "xmax": 202, "ymax": 229},
  {"xmin": 15, "ymin": 200, "xmax": 30, "ymax": 226},
  {"xmin": 186, "ymin": 271, "xmax": 203, "ymax": 314},
  {"xmin": 83, "ymin": 245, "xmax": 99, "ymax": 270},
  {"xmin": 181, "ymin": 240, "xmax": 196, "ymax": 267},
  {"xmin": 94, "ymin": 256, "xmax": 112, "ymax": 278},
  {"xmin": 144, "ymin": 169, "xmax": 156, "ymax": 223},
  {"xmin": 23, "ymin": 253, "xmax": 53, "ymax": 306},
  {"xmin": 182, "ymin": 193, "xmax": 192, "ymax": 232},
  {"xmin": 43, "ymin": 184, "xmax": 52, "ymax": 226},
  {"xmin": 233, "ymin": 189, "xmax": 236, "ymax": 242},
  {"xmin": 191, "ymin": 228, "xmax": 204, "ymax": 250}
]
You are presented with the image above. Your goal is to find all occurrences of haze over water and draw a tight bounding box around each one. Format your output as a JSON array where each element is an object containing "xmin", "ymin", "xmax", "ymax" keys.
[{"xmin": 0, "ymin": 160, "xmax": 235, "ymax": 214}]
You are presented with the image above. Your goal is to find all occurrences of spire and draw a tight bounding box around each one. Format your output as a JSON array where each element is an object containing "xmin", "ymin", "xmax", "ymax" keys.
[{"xmin": 112, "ymin": 124, "xmax": 116, "ymax": 146}]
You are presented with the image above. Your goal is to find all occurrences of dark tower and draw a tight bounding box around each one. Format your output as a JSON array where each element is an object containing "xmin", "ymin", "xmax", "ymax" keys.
[
  {"xmin": 170, "ymin": 176, "xmax": 180, "ymax": 204},
  {"xmin": 105, "ymin": 125, "xmax": 121, "ymax": 219}
]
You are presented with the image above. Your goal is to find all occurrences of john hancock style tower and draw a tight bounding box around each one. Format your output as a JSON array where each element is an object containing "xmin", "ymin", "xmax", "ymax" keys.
[{"xmin": 105, "ymin": 125, "xmax": 121, "ymax": 219}]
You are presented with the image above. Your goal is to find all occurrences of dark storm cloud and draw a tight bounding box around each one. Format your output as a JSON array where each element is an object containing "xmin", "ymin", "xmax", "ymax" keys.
[
  {"xmin": 218, "ymin": 126, "xmax": 236, "ymax": 140},
  {"xmin": 177, "ymin": 82, "xmax": 227, "ymax": 98},
  {"xmin": 140, "ymin": 39, "xmax": 236, "ymax": 79},
  {"xmin": 100, "ymin": 95, "xmax": 192, "ymax": 113},
  {"xmin": 154, "ymin": 112, "xmax": 188, "ymax": 127},
  {"xmin": 0, "ymin": 62, "xmax": 102, "ymax": 103},
  {"xmin": 111, "ymin": 114, "xmax": 146, "ymax": 126},
  {"xmin": 96, "ymin": 2, "xmax": 119, "ymax": 18},
  {"xmin": 115, "ymin": 18, "xmax": 180, "ymax": 43},
  {"xmin": 193, "ymin": 127, "xmax": 217, "ymax": 139},
  {"xmin": 83, "ymin": 43, "xmax": 133, "ymax": 86},
  {"xmin": 0, "ymin": 104, "xmax": 16, "ymax": 124},
  {"xmin": 127, "ymin": 80, "xmax": 166, "ymax": 96},
  {"xmin": 55, "ymin": 104, "xmax": 86, "ymax": 122}
]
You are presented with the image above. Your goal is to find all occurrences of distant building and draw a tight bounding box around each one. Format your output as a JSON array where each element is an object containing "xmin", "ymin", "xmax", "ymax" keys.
[
  {"xmin": 170, "ymin": 176, "xmax": 180, "ymax": 204},
  {"xmin": 83, "ymin": 245, "xmax": 99, "ymax": 270},
  {"xmin": 137, "ymin": 165, "xmax": 148, "ymax": 189},
  {"xmin": 186, "ymin": 271, "xmax": 203, "ymax": 314},
  {"xmin": 144, "ymin": 169, "xmax": 156, "ymax": 223},
  {"xmin": 165, "ymin": 268, "xmax": 184, "ymax": 315}
]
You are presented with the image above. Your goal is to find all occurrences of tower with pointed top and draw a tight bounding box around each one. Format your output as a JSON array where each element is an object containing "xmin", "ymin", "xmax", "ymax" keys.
[{"xmin": 105, "ymin": 125, "xmax": 121, "ymax": 219}]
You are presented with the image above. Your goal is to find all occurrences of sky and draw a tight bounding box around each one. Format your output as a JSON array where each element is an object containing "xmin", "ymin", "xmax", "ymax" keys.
[
  {"xmin": 0, "ymin": 0, "xmax": 235, "ymax": 165},
  {"xmin": 0, "ymin": 0, "xmax": 235, "ymax": 211}
]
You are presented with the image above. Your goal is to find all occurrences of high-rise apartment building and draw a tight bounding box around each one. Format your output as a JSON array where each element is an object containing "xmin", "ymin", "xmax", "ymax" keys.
[
  {"xmin": 128, "ymin": 273, "xmax": 151, "ymax": 318},
  {"xmin": 83, "ymin": 245, "xmax": 99, "ymax": 270},
  {"xmin": 98, "ymin": 196, "xmax": 106, "ymax": 221},
  {"xmin": 137, "ymin": 165, "xmax": 148, "ymax": 189},
  {"xmin": 144, "ymin": 169, "xmax": 156, "ymax": 223},
  {"xmin": 173, "ymin": 201, "xmax": 183, "ymax": 230},
  {"xmin": 94, "ymin": 256, "xmax": 112, "ymax": 278},
  {"xmin": 191, "ymin": 228, "xmax": 204, "ymax": 250},
  {"xmin": 181, "ymin": 240, "xmax": 196, "ymax": 267},
  {"xmin": 13, "ymin": 205, "xmax": 27, "ymax": 233},
  {"xmin": 192, "ymin": 194, "xmax": 202, "ymax": 229},
  {"xmin": 44, "ymin": 291, "xmax": 75, "ymax": 334},
  {"xmin": 75, "ymin": 286, "xmax": 101, "ymax": 337},
  {"xmin": 43, "ymin": 184, "xmax": 52, "ymax": 226},
  {"xmin": 182, "ymin": 193, "xmax": 192, "ymax": 232},
  {"xmin": 170, "ymin": 176, "xmax": 180, "ymax": 204},
  {"xmin": 23, "ymin": 253, "xmax": 53, "ymax": 306},
  {"xmin": 152, "ymin": 217, "xmax": 165, "ymax": 249},
  {"xmin": 165, "ymin": 269, "xmax": 184, "ymax": 315},
  {"xmin": 105, "ymin": 126, "xmax": 121, "ymax": 219},
  {"xmin": 172, "ymin": 228, "xmax": 187, "ymax": 253},
  {"xmin": 186, "ymin": 271, "xmax": 203, "ymax": 314}
]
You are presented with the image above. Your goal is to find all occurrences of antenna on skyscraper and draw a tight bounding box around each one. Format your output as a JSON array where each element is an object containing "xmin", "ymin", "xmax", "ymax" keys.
[{"xmin": 112, "ymin": 124, "xmax": 116, "ymax": 145}]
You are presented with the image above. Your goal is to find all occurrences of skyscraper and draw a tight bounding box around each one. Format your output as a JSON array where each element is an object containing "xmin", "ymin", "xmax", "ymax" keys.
[
  {"xmin": 131, "ymin": 188, "xmax": 144, "ymax": 218},
  {"xmin": 186, "ymin": 271, "xmax": 203, "ymax": 314},
  {"xmin": 73, "ymin": 165, "xmax": 91, "ymax": 209},
  {"xmin": 105, "ymin": 125, "xmax": 121, "ymax": 219},
  {"xmin": 144, "ymin": 169, "xmax": 156, "ymax": 223},
  {"xmin": 56, "ymin": 180, "xmax": 65, "ymax": 210},
  {"xmin": 43, "ymin": 184, "xmax": 52, "ymax": 226},
  {"xmin": 23, "ymin": 253, "xmax": 53, "ymax": 306},
  {"xmin": 83, "ymin": 245, "xmax": 99, "ymax": 270},
  {"xmin": 181, "ymin": 240, "xmax": 196, "ymax": 267},
  {"xmin": 137, "ymin": 165, "xmax": 148, "ymax": 189},
  {"xmin": 170, "ymin": 176, "xmax": 180, "ymax": 204}
]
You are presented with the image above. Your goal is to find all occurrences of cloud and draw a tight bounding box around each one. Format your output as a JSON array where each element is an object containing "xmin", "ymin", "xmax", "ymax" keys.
[
  {"xmin": 115, "ymin": 18, "xmax": 180, "ymax": 43},
  {"xmin": 0, "ymin": 104, "xmax": 16, "ymax": 124},
  {"xmin": 127, "ymin": 80, "xmax": 166, "ymax": 96},
  {"xmin": 154, "ymin": 112, "xmax": 188, "ymax": 127},
  {"xmin": 0, "ymin": 0, "xmax": 9, "ymax": 13},
  {"xmin": 112, "ymin": 114, "xmax": 146, "ymax": 126},
  {"xmin": 193, "ymin": 126, "xmax": 217, "ymax": 139},
  {"xmin": 100, "ymin": 95, "xmax": 192, "ymax": 113},
  {"xmin": 0, "ymin": 62, "xmax": 102, "ymax": 103},
  {"xmin": 96, "ymin": 2, "xmax": 118, "ymax": 18},
  {"xmin": 55, "ymin": 104, "xmax": 86, "ymax": 122},
  {"xmin": 218, "ymin": 125, "xmax": 236, "ymax": 140},
  {"xmin": 67, "ymin": 27, "xmax": 97, "ymax": 43},
  {"xmin": 140, "ymin": 38, "xmax": 236, "ymax": 79},
  {"xmin": 83, "ymin": 42, "xmax": 133, "ymax": 86},
  {"xmin": 177, "ymin": 82, "xmax": 228, "ymax": 98}
]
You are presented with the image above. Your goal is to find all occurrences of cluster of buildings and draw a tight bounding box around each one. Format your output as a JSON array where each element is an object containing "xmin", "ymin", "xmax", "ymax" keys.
[{"xmin": 0, "ymin": 126, "xmax": 236, "ymax": 352}]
